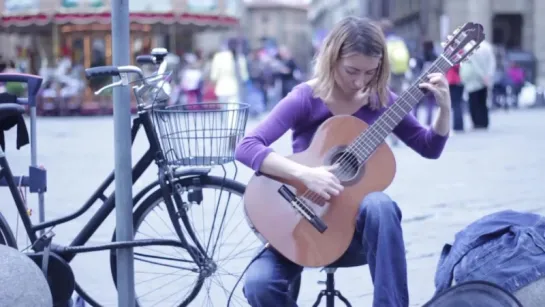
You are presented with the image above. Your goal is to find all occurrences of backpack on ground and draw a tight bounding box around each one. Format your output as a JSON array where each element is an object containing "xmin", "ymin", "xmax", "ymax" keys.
[{"xmin": 423, "ymin": 280, "xmax": 523, "ymax": 307}]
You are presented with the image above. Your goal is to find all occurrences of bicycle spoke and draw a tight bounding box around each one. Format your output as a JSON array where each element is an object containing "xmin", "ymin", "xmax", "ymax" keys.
[
  {"xmin": 209, "ymin": 190, "xmax": 234, "ymax": 257},
  {"xmin": 130, "ymin": 179, "xmax": 259, "ymax": 306},
  {"xmin": 137, "ymin": 273, "xmax": 190, "ymax": 302}
]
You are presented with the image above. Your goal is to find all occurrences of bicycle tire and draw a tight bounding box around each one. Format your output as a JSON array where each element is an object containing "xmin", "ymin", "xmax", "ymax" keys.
[
  {"xmin": 0, "ymin": 212, "xmax": 17, "ymax": 248},
  {"xmin": 174, "ymin": 175, "xmax": 302, "ymax": 305},
  {"xmin": 109, "ymin": 174, "xmax": 243, "ymax": 306}
]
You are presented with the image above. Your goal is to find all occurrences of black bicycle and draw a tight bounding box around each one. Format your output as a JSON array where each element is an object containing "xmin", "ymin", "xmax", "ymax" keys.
[{"xmin": 0, "ymin": 51, "xmax": 262, "ymax": 306}]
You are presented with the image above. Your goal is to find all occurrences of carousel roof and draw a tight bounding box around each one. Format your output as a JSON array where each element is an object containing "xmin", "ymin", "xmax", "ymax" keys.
[
  {"xmin": 1, "ymin": 12, "xmax": 239, "ymax": 27},
  {"xmin": 0, "ymin": 0, "xmax": 241, "ymax": 27}
]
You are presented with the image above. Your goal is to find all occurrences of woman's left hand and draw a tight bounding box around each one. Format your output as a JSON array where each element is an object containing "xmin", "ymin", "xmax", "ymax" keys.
[{"xmin": 419, "ymin": 72, "xmax": 451, "ymax": 110}]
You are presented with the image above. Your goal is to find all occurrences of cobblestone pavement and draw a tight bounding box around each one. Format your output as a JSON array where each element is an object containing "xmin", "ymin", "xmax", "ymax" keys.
[{"xmin": 1, "ymin": 108, "xmax": 544, "ymax": 306}]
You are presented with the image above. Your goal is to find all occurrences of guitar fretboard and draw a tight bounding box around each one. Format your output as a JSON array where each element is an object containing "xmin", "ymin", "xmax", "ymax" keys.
[{"xmin": 348, "ymin": 55, "xmax": 453, "ymax": 162}]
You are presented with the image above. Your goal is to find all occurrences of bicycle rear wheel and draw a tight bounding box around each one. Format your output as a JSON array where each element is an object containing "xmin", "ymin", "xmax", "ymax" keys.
[
  {"xmin": 110, "ymin": 174, "xmax": 262, "ymax": 306},
  {"xmin": 0, "ymin": 213, "xmax": 17, "ymax": 248}
]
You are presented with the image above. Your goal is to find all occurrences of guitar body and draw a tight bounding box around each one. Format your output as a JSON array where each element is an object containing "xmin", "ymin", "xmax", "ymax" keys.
[{"xmin": 244, "ymin": 115, "xmax": 396, "ymax": 267}]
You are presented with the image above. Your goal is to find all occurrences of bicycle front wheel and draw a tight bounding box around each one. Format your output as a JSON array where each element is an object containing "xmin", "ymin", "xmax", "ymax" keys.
[{"xmin": 110, "ymin": 174, "xmax": 262, "ymax": 306}]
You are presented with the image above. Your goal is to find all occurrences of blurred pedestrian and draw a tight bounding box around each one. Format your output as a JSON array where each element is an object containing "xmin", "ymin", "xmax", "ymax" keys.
[
  {"xmin": 210, "ymin": 38, "xmax": 249, "ymax": 104},
  {"xmin": 378, "ymin": 19, "xmax": 410, "ymax": 95},
  {"xmin": 460, "ymin": 40, "xmax": 496, "ymax": 129},
  {"xmin": 378, "ymin": 18, "xmax": 410, "ymax": 146},
  {"xmin": 210, "ymin": 38, "xmax": 249, "ymax": 132},
  {"xmin": 447, "ymin": 64, "xmax": 464, "ymax": 132},
  {"xmin": 414, "ymin": 41, "xmax": 438, "ymax": 126},
  {"xmin": 181, "ymin": 53, "xmax": 203, "ymax": 104},
  {"xmin": 506, "ymin": 61, "xmax": 525, "ymax": 108},
  {"xmin": 277, "ymin": 46, "xmax": 300, "ymax": 98}
]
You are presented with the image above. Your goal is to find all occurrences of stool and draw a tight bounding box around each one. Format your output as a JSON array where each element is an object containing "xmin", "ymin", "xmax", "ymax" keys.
[{"xmin": 313, "ymin": 267, "xmax": 352, "ymax": 307}]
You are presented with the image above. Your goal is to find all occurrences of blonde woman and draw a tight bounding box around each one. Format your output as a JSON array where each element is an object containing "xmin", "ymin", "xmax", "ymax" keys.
[
  {"xmin": 210, "ymin": 38, "xmax": 249, "ymax": 104},
  {"xmin": 210, "ymin": 38, "xmax": 248, "ymax": 131},
  {"xmin": 235, "ymin": 17, "xmax": 452, "ymax": 307}
]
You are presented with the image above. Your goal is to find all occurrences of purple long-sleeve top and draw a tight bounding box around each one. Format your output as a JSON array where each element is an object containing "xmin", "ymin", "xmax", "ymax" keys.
[{"xmin": 235, "ymin": 83, "xmax": 449, "ymax": 172}]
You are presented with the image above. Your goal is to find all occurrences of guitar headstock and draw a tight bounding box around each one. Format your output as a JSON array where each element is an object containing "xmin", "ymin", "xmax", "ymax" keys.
[{"xmin": 441, "ymin": 22, "xmax": 485, "ymax": 65}]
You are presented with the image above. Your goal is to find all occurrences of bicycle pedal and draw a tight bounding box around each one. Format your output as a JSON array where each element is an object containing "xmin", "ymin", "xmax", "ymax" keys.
[{"xmin": 317, "ymin": 280, "xmax": 326, "ymax": 285}]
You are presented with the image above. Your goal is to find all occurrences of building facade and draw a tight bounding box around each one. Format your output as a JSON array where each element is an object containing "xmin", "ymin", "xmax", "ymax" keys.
[
  {"xmin": 245, "ymin": 0, "xmax": 311, "ymax": 71},
  {"xmin": 308, "ymin": 0, "xmax": 366, "ymax": 34},
  {"xmin": 308, "ymin": 0, "xmax": 545, "ymax": 86},
  {"xmin": 379, "ymin": 0, "xmax": 545, "ymax": 86}
]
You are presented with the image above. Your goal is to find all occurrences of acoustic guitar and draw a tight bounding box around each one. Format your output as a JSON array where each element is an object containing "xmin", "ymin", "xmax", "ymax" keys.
[{"xmin": 244, "ymin": 23, "xmax": 486, "ymax": 267}]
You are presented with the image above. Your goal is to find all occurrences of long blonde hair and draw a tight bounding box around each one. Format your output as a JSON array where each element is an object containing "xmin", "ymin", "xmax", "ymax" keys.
[{"xmin": 312, "ymin": 16, "xmax": 391, "ymax": 108}]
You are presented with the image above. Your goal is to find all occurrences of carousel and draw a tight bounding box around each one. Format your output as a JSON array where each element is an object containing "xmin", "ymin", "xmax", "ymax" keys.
[{"xmin": 0, "ymin": 0, "xmax": 241, "ymax": 115}]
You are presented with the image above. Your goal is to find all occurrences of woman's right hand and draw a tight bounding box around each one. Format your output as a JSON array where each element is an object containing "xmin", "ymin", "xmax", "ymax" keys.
[{"xmin": 297, "ymin": 165, "xmax": 344, "ymax": 200}]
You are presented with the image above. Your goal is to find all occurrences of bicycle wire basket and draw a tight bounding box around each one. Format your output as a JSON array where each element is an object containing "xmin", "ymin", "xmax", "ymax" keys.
[{"xmin": 151, "ymin": 102, "xmax": 250, "ymax": 167}]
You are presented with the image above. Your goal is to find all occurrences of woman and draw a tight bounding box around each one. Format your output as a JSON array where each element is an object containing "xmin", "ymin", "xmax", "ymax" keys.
[
  {"xmin": 460, "ymin": 40, "xmax": 495, "ymax": 129},
  {"xmin": 181, "ymin": 53, "xmax": 203, "ymax": 104},
  {"xmin": 235, "ymin": 17, "xmax": 451, "ymax": 307},
  {"xmin": 276, "ymin": 45, "xmax": 300, "ymax": 98},
  {"xmin": 447, "ymin": 64, "xmax": 465, "ymax": 132},
  {"xmin": 209, "ymin": 38, "xmax": 249, "ymax": 104},
  {"xmin": 414, "ymin": 41, "xmax": 439, "ymax": 126}
]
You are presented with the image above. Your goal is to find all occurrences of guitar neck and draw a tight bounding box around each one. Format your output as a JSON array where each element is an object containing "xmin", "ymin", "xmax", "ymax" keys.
[{"xmin": 349, "ymin": 55, "xmax": 453, "ymax": 161}]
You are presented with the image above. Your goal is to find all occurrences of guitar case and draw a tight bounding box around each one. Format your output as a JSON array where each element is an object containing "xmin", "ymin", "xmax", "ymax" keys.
[{"xmin": 423, "ymin": 280, "xmax": 523, "ymax": 307}]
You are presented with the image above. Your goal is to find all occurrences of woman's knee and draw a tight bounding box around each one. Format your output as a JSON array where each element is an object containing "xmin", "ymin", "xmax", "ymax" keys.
[
  {"xmin": 358, "ymin": 191, "xmax": 402, "ymax": 221},
  {"xmin": 243, "ymin": 257, "xmax": 274, "ymax": 299},
  {"xmin": 243, "ymin": 249, "xmax": 300, "ymax": 302}
]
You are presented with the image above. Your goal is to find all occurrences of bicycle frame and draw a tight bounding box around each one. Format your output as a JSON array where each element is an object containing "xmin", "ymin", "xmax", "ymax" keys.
[
  {"xmin": 1, "ymin": 110, "xmax": 158, "ymax": 253},
  {"xmin": 0, "ymin": 69, "xmax": 219, "ymax": 306}
]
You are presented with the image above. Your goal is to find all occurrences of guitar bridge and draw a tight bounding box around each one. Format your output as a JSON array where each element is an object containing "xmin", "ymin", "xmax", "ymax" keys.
[{"xmin": 278, "ymin": 185, "xmax": 328, "ymax": 233}]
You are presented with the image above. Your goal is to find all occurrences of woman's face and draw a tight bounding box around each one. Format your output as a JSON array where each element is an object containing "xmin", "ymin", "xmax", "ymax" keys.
[{"xmin": 334, "ymin": 52, "xmax": 381, "ymax": 96}]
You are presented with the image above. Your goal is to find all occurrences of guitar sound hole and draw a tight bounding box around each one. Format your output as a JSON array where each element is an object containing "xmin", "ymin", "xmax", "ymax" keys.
[{"xmin": 330, "ymin": 151, "xmax": 361, "ymax": 182}]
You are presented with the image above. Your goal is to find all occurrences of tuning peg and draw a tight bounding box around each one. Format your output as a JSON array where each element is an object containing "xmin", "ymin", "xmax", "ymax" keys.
[
  {"xmin": 440, "ymin": 42, "xmax": 447, "ymax": 48},
  {"xmin": 453, "ymin": 27, "xmax": 460, "ymax": 34}
]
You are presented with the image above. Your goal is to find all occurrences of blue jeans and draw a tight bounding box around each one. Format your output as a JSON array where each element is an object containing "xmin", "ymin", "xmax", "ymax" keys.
[{"xmin": 243, "ymin": 192, "xmax": 408, "ymax": 307}]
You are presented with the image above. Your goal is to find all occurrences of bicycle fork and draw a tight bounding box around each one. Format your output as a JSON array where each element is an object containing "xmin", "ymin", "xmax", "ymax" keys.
[{"xmin": 158, "ymin": 170, "xmax": 209, "ymax": 269}]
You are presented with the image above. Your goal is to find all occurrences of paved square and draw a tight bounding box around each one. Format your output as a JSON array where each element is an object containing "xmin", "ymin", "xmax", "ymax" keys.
[{"xmin": 0, "ymin": 109, "xmax": 544, "ymax": 306}]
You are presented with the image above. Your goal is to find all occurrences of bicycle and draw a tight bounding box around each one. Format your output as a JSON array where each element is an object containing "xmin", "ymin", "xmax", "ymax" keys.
[{"xmin": 0, "ymin": 50, "xmax": 261, "ymax": 306}]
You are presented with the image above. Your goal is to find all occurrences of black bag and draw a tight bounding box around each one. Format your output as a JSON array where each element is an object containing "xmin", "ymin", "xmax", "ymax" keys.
[
  {"xmin": 0, "ymin": 92, "xmax": 29, "ymax": 151},
  {"xmin": 423, "ymin": 281, "xmax": 523, "ymax": 307}
]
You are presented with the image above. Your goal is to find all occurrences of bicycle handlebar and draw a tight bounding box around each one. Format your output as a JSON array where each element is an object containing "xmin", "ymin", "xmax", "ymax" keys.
[
  {"xmin": 85, "ymin": 65, "xmax": 150, "ymax": 95},
  {"xmin": 135, "ymin": 55, "xmax": 156, "ymax": 65},
  {"xmin": 85, "ymin": 47, "xmax": 169, "ymax": 96},
  {"xmin": 85, "ymin": 65, "xmax": 144, "ymax": 80}
]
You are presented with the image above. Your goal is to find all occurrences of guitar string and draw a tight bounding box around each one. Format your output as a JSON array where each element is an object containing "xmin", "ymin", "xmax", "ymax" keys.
[
  {"xmin": 297, "ymin": 58, "xmax": 452, "ymax": 207},
  {"xmin": 340, "ymin": 58, "xmax": 453, "ymax": 167},
  {"xmin": 302, "ymin": 58, "xmax": 451, "ymax": 206}
]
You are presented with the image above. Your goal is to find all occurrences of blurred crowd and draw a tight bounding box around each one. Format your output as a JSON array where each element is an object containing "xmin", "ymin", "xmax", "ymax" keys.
[
  {"xmin": 1, "ymin": 18, "xmax": 543, "ymax": 125},
  {"xmin": 377, "ymin": 19, "xmax": 539, "ymax": 137},
  {"xmin": 172, "ymin": 38, "xmax": 303, "ymax": 117}
]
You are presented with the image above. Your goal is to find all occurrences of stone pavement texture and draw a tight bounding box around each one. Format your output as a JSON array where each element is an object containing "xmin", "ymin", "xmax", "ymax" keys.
[{"xmin": 0, "ymin": 109, "xmax": 544, "ymax": 306}]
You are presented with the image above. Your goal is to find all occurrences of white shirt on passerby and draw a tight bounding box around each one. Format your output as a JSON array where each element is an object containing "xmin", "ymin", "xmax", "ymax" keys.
[
  {"xmin": 181, "ymin": 68, "xmax": 202, "ymax": 91},
  {"xmin": 460, "ymin": 40, "xmax": 496, "ymax": 93}
]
